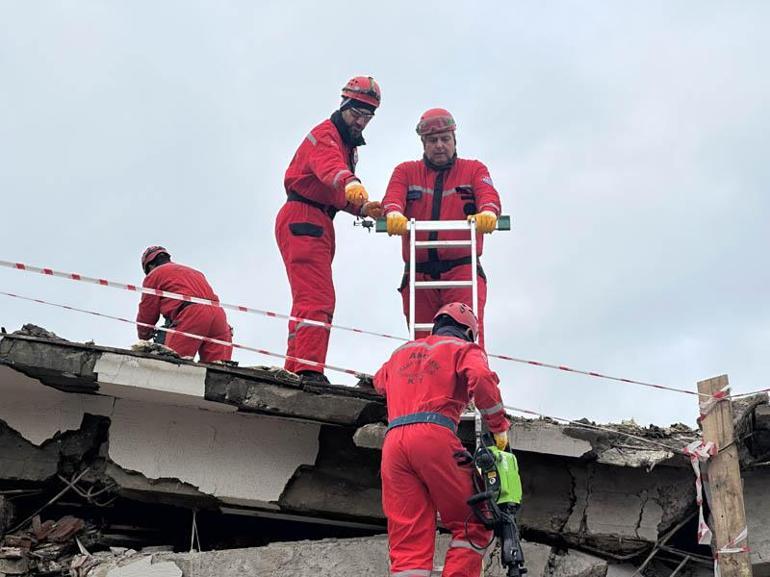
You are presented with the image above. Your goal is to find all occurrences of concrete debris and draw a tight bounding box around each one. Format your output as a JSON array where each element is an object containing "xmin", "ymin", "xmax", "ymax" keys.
[
  {"xmin": 129, "ymin": 340, "xmax": 181, "ymax": 359},
  {"xmin": 12, "ymin": 323, "xmax": 68, "ymax": 342},
  {"xmin": 1, "ymin": 514, "xmax": 94, "ymax": 575},
  {"xmin": 104, "ymin": 555, "xmax": 183, "ymax": 577},
  {"xmin": 71, "ymin": 549, "xmax": 183, "ymax": 577},
  {"xmin": 551, "ymin": 549, "xmax": 608, "ymax": 577},
  {"xmin": 67, "ymin": 535, "xmax": 604, "ymax": 577},
  {"xmin": 352, "ymin": 422, "xmax": 387, "ymax": 449}
]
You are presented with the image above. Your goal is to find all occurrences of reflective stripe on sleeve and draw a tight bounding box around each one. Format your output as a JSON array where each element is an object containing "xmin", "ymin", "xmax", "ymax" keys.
[{"xmin": 478, "ymin": 402, "xmax": 505, "ymax": 416}]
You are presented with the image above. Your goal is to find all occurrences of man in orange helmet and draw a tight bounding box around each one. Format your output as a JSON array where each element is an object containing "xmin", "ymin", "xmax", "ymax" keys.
[
  {"xmin": 374, "ymin": 302, "xmax": 509, "ymax": 576},
  {"xmin": 381, "ymin": 108, "xmax": 502, "ymax": 348},
  {"xmin": 136, "ymin": 246, "xmax": 232, "ymax": 363},
  {"xmin": 276, "ymin": 76, "xmax": 383, "ymax": 384}
]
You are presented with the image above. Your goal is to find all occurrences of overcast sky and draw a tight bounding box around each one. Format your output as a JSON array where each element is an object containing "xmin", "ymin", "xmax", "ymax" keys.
[{"xmin": 1, "ymin": 1, "xmax": 768, "ymax": 426}]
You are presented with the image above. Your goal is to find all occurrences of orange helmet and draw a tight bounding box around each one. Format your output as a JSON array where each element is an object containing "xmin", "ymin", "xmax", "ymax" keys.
[
  {"xmin": 433, "ymin": 302, "xmax": 478, "ymax": 341},
  {"xmin": 416, "ymin": 108, "xmax": 456, "ymax": 136},
  {"xmin": 141, "ymin": 245, "xmax": 169, "ymax": 274},
  {"xmin": 341, "ymin": 76, "xmax": 381, "ymax": 109}
]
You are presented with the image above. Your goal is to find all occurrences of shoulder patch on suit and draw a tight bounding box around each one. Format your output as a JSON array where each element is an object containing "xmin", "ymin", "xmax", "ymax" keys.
[{"xmin": 481, "ymin": 176, "xmax": 494, "ymax": 187}]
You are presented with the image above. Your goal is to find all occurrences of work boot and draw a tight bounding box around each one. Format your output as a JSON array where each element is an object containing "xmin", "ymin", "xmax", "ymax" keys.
[{"xmin": 297, "ymin": 370, "xmax": 330, "ymax": 385}]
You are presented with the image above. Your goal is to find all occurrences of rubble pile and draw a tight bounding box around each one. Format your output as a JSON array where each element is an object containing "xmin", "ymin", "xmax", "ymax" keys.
[{"xmin": 0, "ymin": 514, "xmax": 92, "ymax": 575}]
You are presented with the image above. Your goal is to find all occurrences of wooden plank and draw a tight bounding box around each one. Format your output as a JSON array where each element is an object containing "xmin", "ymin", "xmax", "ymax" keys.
[{"xmin": 698, "ymin": 375, "xmax": 752, "ymax": 577}]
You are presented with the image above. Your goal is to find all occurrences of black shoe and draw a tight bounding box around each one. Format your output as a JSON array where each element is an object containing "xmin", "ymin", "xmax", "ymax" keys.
[{"xmin": 297, "ymin": 370, "xmax": 330, "ymax": 385}]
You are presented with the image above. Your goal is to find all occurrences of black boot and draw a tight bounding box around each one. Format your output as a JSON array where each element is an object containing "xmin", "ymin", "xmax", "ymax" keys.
[{"xmin": 297, "ymin": 370, "xmax": 330, "ymax": 385}]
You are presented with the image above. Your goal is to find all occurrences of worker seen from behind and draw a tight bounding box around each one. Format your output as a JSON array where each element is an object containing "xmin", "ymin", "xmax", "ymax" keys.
[
  {"xmin": 276, "ymin": 76, "xmax": 383, "ymax": 384},
  {"xmin": 381, "ymin": 109, "xmax": 502, "ymax": 348},
  {"xmin": 373, "ymin": 302, "xmax": 510, "ymax": 577},
  {"xmin": 136, "ymin": 246, "xmax": 232, "ymax": 363}
]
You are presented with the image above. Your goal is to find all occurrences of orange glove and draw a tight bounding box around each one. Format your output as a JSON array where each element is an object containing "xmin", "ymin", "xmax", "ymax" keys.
[
  {"xmin": 386, "ymin": 212, "xmax": 408, "ymax": 236},
  {"xmin": 468, "ymin": 211, "xmax": 497, "ymax": 234},
  {"xmin": 345, "ymin": 181, "xmax": 369, "ymax": 205},
  {"xmin": 361, "ymin": 201, "xmax": 383, "ymax": 219},
  {"xmin": 494, "ymin": 431, "xmax": 509, "ymax": 450}
]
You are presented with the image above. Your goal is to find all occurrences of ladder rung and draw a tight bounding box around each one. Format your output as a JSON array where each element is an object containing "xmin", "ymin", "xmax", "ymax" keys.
[
  {"xmin": 415, "ymin": 240, "xmax": 472, "ymax": 248},
  {"xmin": 415, "ymin": 280, "xmax": 474, "ymax": 289},
  {"xmin": 414, "ymin": 323, "xmax": 433, "ymax": 332}
]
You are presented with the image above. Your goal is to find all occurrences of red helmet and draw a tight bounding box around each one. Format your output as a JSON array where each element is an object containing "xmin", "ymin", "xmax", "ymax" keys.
[
  {"xmin": 341, "ymin": 76, "xmax": 381, "ymax": 109},
  {"xmin": 141, "ymin": 245, "xmax": 169, "ymax": 274},
  {"xmin": 433, "ymin": 302, "xmax": 478, "ymax": 341},
  {"xmin": 416, "ymin": 108, "xmax": 456, "ymax": 136}
]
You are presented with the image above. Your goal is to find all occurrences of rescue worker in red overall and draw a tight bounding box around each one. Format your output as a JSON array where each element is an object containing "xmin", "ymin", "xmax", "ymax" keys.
[
  {"xmin": 381, "ymin": 109, "xmax": 502, "ymax": 348},
  {"xmin": 136, "ymin": 246, "xmax": 233, "ymax": 363},
  {"xmin": 276, "ymin": 76, "xmax": 383, "ymax": 384},
  {"xmin": 374, "ymin": 302, "xmax": 510, "ymax": 577}
]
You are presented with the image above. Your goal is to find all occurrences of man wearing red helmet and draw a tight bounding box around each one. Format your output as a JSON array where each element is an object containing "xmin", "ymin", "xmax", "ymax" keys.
[
  {"xmin": 374, "ymin": 302, "xmax": 509, "ymax": 577},
  {"xmin": 276, "ymin": 76, "xmax": 383, "ymax": 384},
  {"xmin": 136, "ymin": 246, "xmax": 232, "ymax": 363},
  {"xmin": 381, "ymin": 108, "xmax": 502, "ymax": 348}
]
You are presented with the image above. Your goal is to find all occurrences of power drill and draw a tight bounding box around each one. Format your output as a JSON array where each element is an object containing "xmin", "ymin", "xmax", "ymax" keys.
[{"xmin": 467, "ymin": 433, "xmax": 527, "ymax": 577}]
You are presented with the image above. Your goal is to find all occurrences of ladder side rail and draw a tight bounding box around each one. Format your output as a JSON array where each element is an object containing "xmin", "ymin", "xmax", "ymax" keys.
[
  {"xmin": 470, "ymin": 219, "xmax": 479, "ymax": 318},
  {"xmin": 409, "ymin": 218, "xmax": 417, "ymax": 340}
]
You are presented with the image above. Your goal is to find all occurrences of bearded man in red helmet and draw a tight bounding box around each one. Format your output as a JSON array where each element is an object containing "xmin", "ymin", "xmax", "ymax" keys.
[
  {"xmin": 374, "ymin": 302, "xmax": 509, "ymax": 577},
  {"xmin": 381, "ymin": 108, "xmax": 502, "ymax": 348},
  {"xmin": 136, "ymin": 246, "xmax": 232, "ymax": 363},
  {"xmin": 276, "ymin": 76, "xmax": 383, "ymax": 384}
]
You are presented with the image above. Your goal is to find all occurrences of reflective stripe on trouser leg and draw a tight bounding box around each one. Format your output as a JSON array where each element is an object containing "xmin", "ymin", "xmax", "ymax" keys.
[
  {"xmin": 391, "ymin": 570, "xmax": 433, "ymax": 577},
  {"xmin": 449, "ymin": 539, "xmax": 485, "ymax": 555}
]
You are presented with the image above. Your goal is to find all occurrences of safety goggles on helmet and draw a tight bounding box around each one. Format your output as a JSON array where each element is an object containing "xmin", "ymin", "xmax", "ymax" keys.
[
  {"xmin": 341, "ymin": 76, "xmax": 381, "ymax": 109},
  {"xmin": 416, "ymin": 108, "xmax": 456, "ymax": 137}
]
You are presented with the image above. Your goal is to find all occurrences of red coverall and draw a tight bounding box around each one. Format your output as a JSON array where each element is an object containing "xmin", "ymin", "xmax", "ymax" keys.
[
  {"xmin": 275, "ymin": 112, "xmax": 364, "ymax": 375},
  {"xmin": 373, "ymin": 335, "xmax": 510, "ymax": 577},
  {"xmin": 382, "ymin": 159, "xmax": 502, "ymax": 349},
  {"xmin": 136, "ymin": 262, "xmax": 232, "ymax": 362}
]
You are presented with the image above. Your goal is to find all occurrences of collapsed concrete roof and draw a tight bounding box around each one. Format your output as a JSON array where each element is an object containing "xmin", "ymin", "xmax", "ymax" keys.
[{"xmin": 2, "ymin": 324, "xmax": 770, "ymax": 576}]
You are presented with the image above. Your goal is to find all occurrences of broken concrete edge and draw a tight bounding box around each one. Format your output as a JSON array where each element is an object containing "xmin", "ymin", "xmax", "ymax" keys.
[
  {"xmin": 354, "ymin": 418, "xmax": 696, "ymax": 469},
  {"xmin": 0, "ymin": 332, "xmax": 299, "ymax": 387},
  {"xmin": 0, "ymin": 331, "xmax": 387, "ymax": 427}
]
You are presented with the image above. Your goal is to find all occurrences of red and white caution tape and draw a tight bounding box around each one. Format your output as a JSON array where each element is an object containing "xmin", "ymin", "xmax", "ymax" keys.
[
  {"xmin": 1, "ymin": 259, "xmax": 709, "ymax": 399},
  {"xmin": 494, "ymin": 353, "xmax": 706, "ymax": 398},
  {"xmin": 0, "ymin": 260, "xmax": 405, "ymax": 344},
  {"xmin": 0, "ymin": 291, "xmax": 367, "ymax": 378},
  {"xmin": 714, "ymin": 526, "xmax": 750, "ymax": 577},
  {"xmin": 682, "ymin": 440, "xmax": 717, "ymax": 545},
  {"xmin": 697, "ymin": 383, "xmax": 730, "ymax": 422}
]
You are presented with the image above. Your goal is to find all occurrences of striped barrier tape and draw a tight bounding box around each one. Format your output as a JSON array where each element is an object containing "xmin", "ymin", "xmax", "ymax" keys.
[
  {"xmin": 0, "ymin": 259, "xmax": 719, "ymax": 400},
  {"xmin": 0, "ymin": 290, "xmax": 366, "ymax": 378}
]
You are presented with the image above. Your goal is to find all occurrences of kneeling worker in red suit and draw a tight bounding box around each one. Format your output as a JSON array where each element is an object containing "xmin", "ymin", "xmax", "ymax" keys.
[
  {"xmin": 136, "ymin": 246, "xmax": 232, "ymax": 363},
  {"xmin": 374, "ymin": 302, "xmax": 510, "ymax": 577}
]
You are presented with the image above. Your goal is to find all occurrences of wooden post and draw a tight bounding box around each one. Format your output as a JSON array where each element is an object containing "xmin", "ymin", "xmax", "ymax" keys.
[{"xmin": 698, "ymin": 375, "xmax": 752, "ymax": 577}]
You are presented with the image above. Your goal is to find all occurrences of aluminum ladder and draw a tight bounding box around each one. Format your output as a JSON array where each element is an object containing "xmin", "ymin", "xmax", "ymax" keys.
[{"xmin": 376, "ymin": 215, "xmax": 511, "ymax": 445}]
